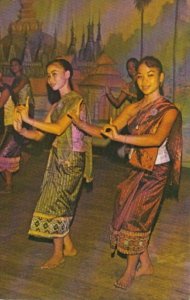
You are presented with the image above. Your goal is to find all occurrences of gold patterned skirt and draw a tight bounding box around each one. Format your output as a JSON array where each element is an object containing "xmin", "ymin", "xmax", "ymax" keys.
[{"xmin": 29, "ymin": 147, "xmax": 85, "ymax": 239}]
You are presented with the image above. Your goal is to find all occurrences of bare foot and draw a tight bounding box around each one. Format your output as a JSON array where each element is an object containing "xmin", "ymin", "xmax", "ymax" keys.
[
  {"xmin": 114, "ymin": 273, "xmax": 134, "ymax": 290},
  {"xmin": 41, "ymin": 255, "xmax": 64, "ymax": 269},
  {"xmin": 135, "ymin": 263, "xmax": 154, "ymax": 277},
  {"xmin": 63, "ymin": 247, "xmax": 77, "ymax": 257}
]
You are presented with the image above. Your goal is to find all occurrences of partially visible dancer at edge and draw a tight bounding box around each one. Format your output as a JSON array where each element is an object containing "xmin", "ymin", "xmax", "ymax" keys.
[
  {"xmin": 0, "ymin": 70, "xmax": 20, "ymax": 193},
  {"xmin": 68, "ymin": 56, "xmax": 182, "ymax": 289},
  {"xmin": 10, "ymin": 58, "xmax": 35, "ymax": 120},
  {"xmin": 105, "ymin": 57, "xmax": 143, "ymax": 107},
  {"xmin": 14, "ymin": 58, "xmax": 92, "ymax": 269},
  {"xmin": 0, "ymin": 58, "xmax": 35, "ymax": 193}
]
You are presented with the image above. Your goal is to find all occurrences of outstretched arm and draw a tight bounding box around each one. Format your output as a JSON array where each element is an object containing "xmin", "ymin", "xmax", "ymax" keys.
[
  {"xmin": 105, "ymin": 82, "xmax": 137, "ymax": 108},
  {"xmin": 16, "ymin": 101, "xmax": 72, "ymax": 136},
  {"xmin": 105, "ymin": 86, "xmax": 127, "ymax": 108},
  {"xmin": 68, "ymin": 103, "xmax": 102, "ymax": 138},
  {"xmin": 102, "ymin": 109, "xmax": 178, "ymax": 147},
  {"xmin": 13, "ymin": 103, "xmax": 57, "ymax": 141}
]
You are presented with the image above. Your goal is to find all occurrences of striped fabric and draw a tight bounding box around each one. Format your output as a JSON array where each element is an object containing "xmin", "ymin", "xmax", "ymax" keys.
[{"xmin": 28, "ymin": 147, "xmax": 85, "ymax": 238}]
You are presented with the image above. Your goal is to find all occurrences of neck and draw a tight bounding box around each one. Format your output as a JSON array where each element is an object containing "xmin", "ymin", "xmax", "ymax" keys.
[
  {"xmin": 60, "ymin": 85, "xmax": 71, "ymax": 96},
  {"xmin": 143, "ymin": 91, "xmax": 161, "ymax": 104}
]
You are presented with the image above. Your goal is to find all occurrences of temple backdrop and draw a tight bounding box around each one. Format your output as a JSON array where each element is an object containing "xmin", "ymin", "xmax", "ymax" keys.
[{"xmin": 0, "ymin": 0, "xmax": 189, "ymax": 166}]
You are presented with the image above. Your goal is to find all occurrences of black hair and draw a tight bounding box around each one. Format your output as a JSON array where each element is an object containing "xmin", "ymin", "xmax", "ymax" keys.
[
  {"xmin": 138, "ymin": 56, "xmax": 163, "ymax": 73},
  {"xmin": 138, "ymin": 56, "xmax": 164, "ymax": 95},
  {"xmin": 126, "ymin": 57, "xmax": 143, "ymax": 100},
  {"xmin": 126, "ymin": 57, "xmax": 139, "ymax": 71},
  {"xmin": 10, "ymin": 57, "xmax": 22, "ymax": 66},
  {"xmin": 46, "ymin": 84, "xmax": 61, "ymax": 104},
  {"xmin": 10, "ymin": 57, "xmax": 23, "ymax": 76},
  {"xmin": 46, "ymin": 58, "xmax": 74, "ymax": 90}
]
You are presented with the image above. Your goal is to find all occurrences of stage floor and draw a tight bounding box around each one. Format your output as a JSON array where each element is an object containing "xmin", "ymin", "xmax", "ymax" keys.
[{"xmin": 0, "ymin": 147, "xmax": 190, "ymax": 300}]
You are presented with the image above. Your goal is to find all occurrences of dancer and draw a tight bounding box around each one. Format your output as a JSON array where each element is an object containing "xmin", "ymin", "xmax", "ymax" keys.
[
  {"xmin": 0, "ymin": 59, "xmax": 35, "ymax": 193},
  {"xmin": 10, "ymin": 58, "xmax": 35, "ymax": 120},
  {"xmin": 0, "ymin": 71, "xmax": 20, "ymax": 193},
  {"xmin": 14, "ymin": 58, "xmax": 92, "ymax": 269},
  {"xmin": 105, "ymin": 57, "xmax": 143, "ymax": 158},
  {"xmin": 105, "ymin": 57, "xmax": 143, "ymax": 107},
  {"xmin": 68, "ymin": 56, "xmax": 182, "ymax": 289}
]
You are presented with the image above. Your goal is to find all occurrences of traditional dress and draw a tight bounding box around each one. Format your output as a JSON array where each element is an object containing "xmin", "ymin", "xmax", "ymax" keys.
[
  {"xmin": 110, "ymin": 96, "xmax": 182, "ymax": 255},
  {"xmin": 29, "ymin": 91, "xmax": 92, "ymax": 239},
  {"xmin": 0, "ymin": 73, "xmax": 35, "ymax": 173},
  {"xmin": 11, "ymin": 74, "xmax": 35, "ymax": 117},
  {"xmin": 0, "ymin": 84, "xmax": 20, "ymax": 173}
]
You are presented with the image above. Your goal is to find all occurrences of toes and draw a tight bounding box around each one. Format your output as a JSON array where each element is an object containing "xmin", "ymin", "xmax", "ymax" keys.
[
  {"xmin": 40, "ymin": 258, "xmax": 64, "ymax": 269},
  {"xmin": 114, "ymin": 281, "xmax": 128, "ymax": 290}
]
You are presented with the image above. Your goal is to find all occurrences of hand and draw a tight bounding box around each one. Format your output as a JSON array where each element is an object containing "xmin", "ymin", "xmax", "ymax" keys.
[
  {"xmin": 15, "ymin": 97, "xmax": 29, "ymax": 122},
  {"xmin": 13, "ymin": 112, "xmax": 23, "ymax": 132},
  {"xmin": 101, "ymin": 124, "xmax": 119, "ymax": 141}
]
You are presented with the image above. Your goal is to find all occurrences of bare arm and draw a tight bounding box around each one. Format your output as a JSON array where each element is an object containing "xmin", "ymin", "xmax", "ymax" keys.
[
  {"xmin": 106, "ymin": 88, "xmax": 127, "ymax": 108},
  {"xmin": 67, "ymin": 108, "xmax": 102, "ymax": 138},
  {"xmin": 102, "ymin": 109, "xmax": 178, "ymax": 147},
  {"xmin": 17, "ymin": 128, "xmax": 44, "ymax": 141},
  {"xmin": 17, "ymin": 102, "xmax": 72, "ymax": 136},
  {"xmin": 110, "ymin": 102, "xmax": 138, "ymax": 131},
  {"xmin": 0, "ymin": 88, "xmax": 10, "ymax": 108},
  {"xmin": 14, "ymin": 103, "xmax": 57, "ymax": 141},
  {"xmin": 12, "ymin": 77, "xmax": 27, "ymax": 94},
  {"xmin": 105, "ymin": 83, "xmax": 137, "ymax": 108}
]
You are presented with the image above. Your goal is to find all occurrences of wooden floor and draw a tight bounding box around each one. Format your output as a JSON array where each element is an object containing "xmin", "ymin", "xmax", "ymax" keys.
[{"xmin": 0, "ymin": 145, "xmax": 190, "ymax": 300}]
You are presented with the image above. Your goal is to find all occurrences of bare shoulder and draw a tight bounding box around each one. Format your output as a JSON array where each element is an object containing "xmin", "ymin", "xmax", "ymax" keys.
[
  {"xmin": 123, "ymin": 101, "xmax": 141, "ymax": 117},
  {"xmin": 162, "ymin": 107, "xmax": 179, "ymax": 122}
]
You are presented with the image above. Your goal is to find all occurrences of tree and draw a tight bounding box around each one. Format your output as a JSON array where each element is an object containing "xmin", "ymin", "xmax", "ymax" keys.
[{"xmin": 133, "ymin": 0, "xmax": 152, "ymax": 58}]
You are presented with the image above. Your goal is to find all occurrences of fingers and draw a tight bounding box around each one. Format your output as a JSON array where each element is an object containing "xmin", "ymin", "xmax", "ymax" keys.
[
  {"xmin": 26, "ymin": 96, "xmax": 29, "ymax": 109},
  {"xmin": 13, "ymin": 116, "xmax": 22, "ymax": 132}
]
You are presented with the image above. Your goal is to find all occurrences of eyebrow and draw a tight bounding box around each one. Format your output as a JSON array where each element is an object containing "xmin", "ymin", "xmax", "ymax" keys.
[
  {"xmin": 48, "ymin": 69, "xmax": 58, "ymax": 74},
  {"xmin": 137, "ymin": 69, "xmax": 156, "ymax": 74}
]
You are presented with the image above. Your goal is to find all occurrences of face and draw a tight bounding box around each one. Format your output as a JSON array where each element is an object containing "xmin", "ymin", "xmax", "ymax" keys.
[
  {"xmin": 136, "ymin": 63, "xmax": 164, "ymax": 96},
  {"xmin": 47, "ymin": 62, "xmax": 70, "ymax": 91},
  {"xmin": 127, "ymin": 61, "xmax": 137, "ymax": 78},
  {"xmin": 10, "ymin": 60, "xmax": 22, "ymax": 74}
]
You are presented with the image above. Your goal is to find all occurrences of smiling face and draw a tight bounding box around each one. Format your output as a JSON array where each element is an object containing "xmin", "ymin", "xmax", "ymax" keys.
[
  {"xmin": 136, "ymin": 63, "xmax": 164, "ymax": 96},
  {"xmin": 47, "ymin": 62, "xmax": 71, "ymax": 95}
]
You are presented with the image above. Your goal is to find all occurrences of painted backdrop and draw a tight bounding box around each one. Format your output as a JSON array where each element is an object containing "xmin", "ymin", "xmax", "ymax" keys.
[{"xmin": 0, "ymin": 0, "xmax": 189, "ymax": 166}]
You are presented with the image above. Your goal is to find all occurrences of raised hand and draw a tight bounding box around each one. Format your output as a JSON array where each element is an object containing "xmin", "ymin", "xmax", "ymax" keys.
[
  {"xmin": 13, "ymin": 111, "xmax": 23, "ymax": 132},
  {"xmin": 16, "ymin": 96, "xmax": 29, "ymax": 122}
]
